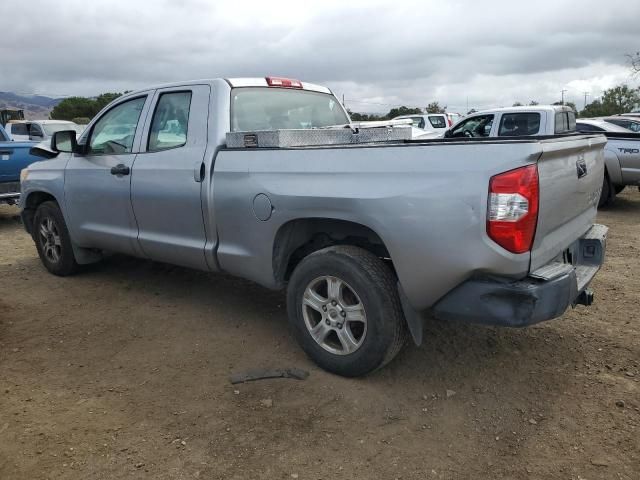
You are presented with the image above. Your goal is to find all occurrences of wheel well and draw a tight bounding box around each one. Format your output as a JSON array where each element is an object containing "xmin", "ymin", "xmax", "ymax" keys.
[
  {"xmin": 273, "ymin": 218, "xmax": 391, "ymax": 285},
  {"xmin": 22, "ymin": 192, "xmax": 58, "ymax": 234}
]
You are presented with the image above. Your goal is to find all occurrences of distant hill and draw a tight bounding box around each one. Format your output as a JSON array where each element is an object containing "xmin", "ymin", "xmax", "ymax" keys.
[{"xmin": 0, "ymin": 91, "xmax": 62, "ymax": 120}]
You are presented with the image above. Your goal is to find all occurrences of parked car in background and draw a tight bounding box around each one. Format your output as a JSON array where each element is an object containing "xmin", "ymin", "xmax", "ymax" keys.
[
  {"xmin": 601, "ymin": 116, "xmax": 640, "ymax": 133},
  {"xmin": 445, "ymin": 105, "xmax": 576, "ymax": 138},
  {"xmin": 5, "ymin": 120, "xmax": 84, "ymax": 142},
  {"xmin": 0, "ymin": 124, "xmax": 41, "ymax": 205},
  {"xmin": 393, "ymin": 112, "xmax": 463, "ymax": 137},
  {"xmin": 576, "ymin": 119, "xmax": 640, "ymax": 205},
  {"xmin": 20, "ymin": 76, "xmax": 608, "ymax": 376},
  {"xmin": 393, "ymin": 113, "xmax": 449, "ymax": 136}
]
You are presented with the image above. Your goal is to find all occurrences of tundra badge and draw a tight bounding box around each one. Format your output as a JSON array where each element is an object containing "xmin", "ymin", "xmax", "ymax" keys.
[{"xmin": 576, "ymin": 154, "xmax": 587, "ymax": 179}]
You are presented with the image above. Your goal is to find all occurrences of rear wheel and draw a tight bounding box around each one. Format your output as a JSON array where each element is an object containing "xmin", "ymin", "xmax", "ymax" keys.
[
  {"xmin": 33, "ymin": 201, "xmax": 79, "ymax": 276},
  {"xmin": 287, "ymin": 246, "xmax": 406, "ymax": 377},
  {"xmin": 598, "ymin": 173, "xmax": 613, "ymax": 208},
  {"xmin": 614, "ymin": 185, "xmax": 625, "ymax": 195}
]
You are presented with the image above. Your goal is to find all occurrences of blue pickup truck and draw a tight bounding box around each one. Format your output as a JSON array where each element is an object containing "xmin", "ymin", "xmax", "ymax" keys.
[{"xmin": 0, "ymin": 124, "xmax": 41, "ymax": 205}]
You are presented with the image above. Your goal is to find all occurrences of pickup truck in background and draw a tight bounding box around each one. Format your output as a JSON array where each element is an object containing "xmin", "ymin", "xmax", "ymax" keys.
[
  {"xmin": 445, "ymin": 105, "xmax": 634, "ymax": 207},
  {"xmin": 5, "ymin": 120, "xmax": 84, "ymax": 142},
  {"xmin": 0, "ymin": 124, "xmax": 41, "ymax": 205},
  {"xmin": 20, "ymin": 77, "xmax": 608, "ymax": 377},
  {"xmin": 575, "ymin": 118, "xmax": 640, "ymax": 205},
  {"xmin": 445, "ymin": 105, "xmax": 576, "ymax": 138}
]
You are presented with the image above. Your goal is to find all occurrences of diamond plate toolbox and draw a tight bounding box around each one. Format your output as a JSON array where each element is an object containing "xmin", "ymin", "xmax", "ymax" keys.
[{"xmin": 226, "ymin": 127, "xmax": 411, "ymax": 148}]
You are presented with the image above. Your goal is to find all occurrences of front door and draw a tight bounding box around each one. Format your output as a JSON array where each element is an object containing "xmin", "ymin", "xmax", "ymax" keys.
[
  {"xmin": 64, "ymin": 94, "xmax": 152, "ymax": 255},
  {"xmin": 130, "ymin": 85, "xmax": 211, "ymax": 270}
]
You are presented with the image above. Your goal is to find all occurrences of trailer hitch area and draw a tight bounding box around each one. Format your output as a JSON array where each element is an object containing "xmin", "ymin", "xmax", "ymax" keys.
[{"xmin": 575, "ymin": 288, "xmax": 594, "ymax": 306}]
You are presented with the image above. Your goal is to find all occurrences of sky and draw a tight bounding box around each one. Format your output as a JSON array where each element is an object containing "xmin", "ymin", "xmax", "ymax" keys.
[{"xmin": 2, "ymin": 0, "xmax": 639, "ymax": 113}]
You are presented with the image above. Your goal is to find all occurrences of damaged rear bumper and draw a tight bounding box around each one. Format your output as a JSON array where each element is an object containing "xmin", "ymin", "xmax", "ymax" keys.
[{"xmin": 431, "ymin": 224, "xmax": 608, "ymax": 327}]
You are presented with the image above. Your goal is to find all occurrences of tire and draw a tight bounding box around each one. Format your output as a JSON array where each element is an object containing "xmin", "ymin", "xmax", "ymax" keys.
[
  {"xmin": 33, "ymin": 201, "xmax": 79, "ymax": 276},
  {"xmin": 598, "ymin": 173, "xmax": 613, "ymax": 208},
  {"xmin": 614, "ymin": 185, "xmax": 625, "ymax": 195},
  {"xmin": 287, "ymin": 245, "xmax": 407, "ymax": 377}
]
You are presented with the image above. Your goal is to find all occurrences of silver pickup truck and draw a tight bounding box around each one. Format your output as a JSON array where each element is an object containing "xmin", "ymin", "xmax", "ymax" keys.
[
  {"xmin": 20, "ymin": 77, "xmax": 608, "ymax": 377},
  {"xmin": 575, "ymin": 119, "xmax": 640, "ymax": 205}
]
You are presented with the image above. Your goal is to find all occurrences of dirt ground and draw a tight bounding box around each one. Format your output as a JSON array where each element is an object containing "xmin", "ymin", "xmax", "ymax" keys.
[{"xmin": 0, "ymin": 191, "xmax": 638, "ymax": 480}]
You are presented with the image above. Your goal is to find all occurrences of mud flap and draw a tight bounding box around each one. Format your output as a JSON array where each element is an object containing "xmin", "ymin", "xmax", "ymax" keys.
[{"xmin": 398, "ymin": 282, "xmax": 424, "ymax": 346}]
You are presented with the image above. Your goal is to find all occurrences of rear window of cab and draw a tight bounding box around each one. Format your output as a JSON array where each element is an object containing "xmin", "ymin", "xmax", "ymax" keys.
[{"xmin": 555, "ymin": 111, "xmax": 577, "ymax": 134}]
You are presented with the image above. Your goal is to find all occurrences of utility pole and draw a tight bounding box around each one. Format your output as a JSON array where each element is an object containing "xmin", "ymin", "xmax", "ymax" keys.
[
  {"xmin": 561, "ymin": 89, "xmax": 568, "ymax": 105},
  {"xmin": 342, "ymin": 93, "xmax": 346, "ymax": 109},
  {"xmin": 583, "ymin": 91, "xmax": 589, "ymax": 109}
]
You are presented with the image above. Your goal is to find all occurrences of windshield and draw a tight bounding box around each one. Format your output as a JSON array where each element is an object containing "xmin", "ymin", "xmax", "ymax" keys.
[
  {"xmin": 42, "ymin": 122, "xmax": 83, "ymax": 136},
  {"xmin": 231, "ymin": 87, "xmax": 349, "ymax": 131}
]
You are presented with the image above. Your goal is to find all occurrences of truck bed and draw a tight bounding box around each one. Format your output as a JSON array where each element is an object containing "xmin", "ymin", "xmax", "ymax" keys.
[{"xmin": 214, "ymin": 133, "xmax": 606, "ymax": 311}]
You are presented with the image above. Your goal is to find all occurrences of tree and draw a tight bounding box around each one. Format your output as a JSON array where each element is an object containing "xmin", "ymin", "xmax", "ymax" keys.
[
  {"xmin": 348, "ymin": 111, "xmax": 384, "ymax": 121},
  {"xmin": 629, "ymin": 50, "xmax": 640, "ymax": 75},
  {"xmin": 512, "ymin": 102, "xmax": 523, "ymax": 107},
  {"xmin": 529, "ymin": 101, "xmax": 539, "ymax": 106},
  {"xmin": 579, "ymin": 84, "xmax": 640, "ymax": 117},
  {"xmin": 602, "ymin": 85, "xmax": 639, "ymax": 113},
  {"xmin": 467, "ymin": 108, "xmax": 477, "ymax": 115},
  {"xmin": 425, "ymin": 102, "xmax": 446, "ymax": 114},
  {"xmin": 386, "ymin": 106, "xmax": 422, "ymax": 119},
  {"xmin": 71, "ymin": 117, "xmax": 91, "ymax": 125},
  {"xmin": 580, "ymin": 99, "xmax": 606, "ymax": 118},
  {"xmin": 50, "ymin": 92, "xmax": 126, "ymax": 121}
]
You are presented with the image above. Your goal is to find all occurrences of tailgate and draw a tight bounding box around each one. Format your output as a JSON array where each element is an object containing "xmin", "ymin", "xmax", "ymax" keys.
[{"xmin": 530, "ymin": 135, "xmax": 606, "ymax": 271}]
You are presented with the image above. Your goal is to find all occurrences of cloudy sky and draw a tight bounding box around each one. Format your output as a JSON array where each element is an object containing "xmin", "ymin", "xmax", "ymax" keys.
[{"xmin": 2, "ymin": 0, "xmax": 639, "ymax": 113}]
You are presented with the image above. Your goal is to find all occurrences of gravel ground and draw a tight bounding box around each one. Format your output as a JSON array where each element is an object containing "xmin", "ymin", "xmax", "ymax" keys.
[{"xmin": 0, "ymin": 190, "xmax": 638, "ymax": 479}]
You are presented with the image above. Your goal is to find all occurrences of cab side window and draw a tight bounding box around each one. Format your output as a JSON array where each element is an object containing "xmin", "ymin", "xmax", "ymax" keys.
[
  {"xmin": 10, "ymin": 123, "xmax": 29, "ymax": 137},
  {"xmin": 428, "ymin": 115, "xmax": 447, "ymax": 129},
  {"xmin": 450, "ymin": 114, "xmax": 494, "ymax": 138},
  {"xmin": 89, "ymin": 97, "xmax": 146, "ymax": 155},
  {"xmin": 148, "ymin": 92, "xmax": 192, "ymax": 152},
  {"xmin": 410, "ymin": 117, "xmax": 426, "ymax": 129},
  {"xmin": 498, "ymin": 113, "xmax": 541, "ymax": 136},
  {"xmin": 29, "ymin": 123, "xmax": 44, "ymax": 138}
]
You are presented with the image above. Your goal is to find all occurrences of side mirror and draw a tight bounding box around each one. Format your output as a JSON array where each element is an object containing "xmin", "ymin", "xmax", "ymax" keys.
[
  {"xmin": 51, "ymin": 130, "xmax": 78, "ymax": 153},
  {"xmin": 444, "ymin": 129, "xmax": 452, "ymax": 138}
]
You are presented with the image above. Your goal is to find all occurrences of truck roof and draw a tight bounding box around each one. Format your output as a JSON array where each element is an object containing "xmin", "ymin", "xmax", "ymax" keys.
[{"xmin": 117, "ymin": 77, "xmax": 333, "ymax": 99}]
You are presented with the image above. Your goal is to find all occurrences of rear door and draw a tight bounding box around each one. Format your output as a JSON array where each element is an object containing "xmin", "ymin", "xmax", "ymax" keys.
[
  {"xmin": 530, "ymin": 135, "xmax": 607, "ymax": 271},
  {"xmin": 130, "ymin": 85, "xmax": 210, "ymax": 270},
  {"xmin": 64, "ymin": 94, "xmax": 152, "ymax": 255}
]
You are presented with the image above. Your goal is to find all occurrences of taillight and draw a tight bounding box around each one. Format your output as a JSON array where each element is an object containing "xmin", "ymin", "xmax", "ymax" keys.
[
  {"xmin": 487, "ymin": 164, "xmax": 539, "ymax": 254},
  {"xmin": 266, "ymin": 76, "xmax": 303, "ymax": 88}
]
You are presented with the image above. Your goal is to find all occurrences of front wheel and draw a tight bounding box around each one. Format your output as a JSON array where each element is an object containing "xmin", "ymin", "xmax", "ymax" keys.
[
  {"xmin": 33, "ymin": 201, "xmax": 79, "ymax": 276},
  {"xmin": 287, "ymin": 246, "xmax": 406, "ymax": 377}
]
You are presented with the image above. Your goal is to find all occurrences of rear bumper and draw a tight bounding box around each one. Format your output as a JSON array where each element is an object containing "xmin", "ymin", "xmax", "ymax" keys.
[{"xmin": 432, "ymin": 224, "xmax": 608, "ymax": 327}]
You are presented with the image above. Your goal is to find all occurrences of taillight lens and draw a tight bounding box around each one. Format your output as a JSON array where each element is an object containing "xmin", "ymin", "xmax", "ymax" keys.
[
  {"xmin": 265, "ymin": 76, "xmax": 303, "ymax": 88},
  {"xmin": 487, "ymin": 164, "xmax": 539, "ymax": 254}
]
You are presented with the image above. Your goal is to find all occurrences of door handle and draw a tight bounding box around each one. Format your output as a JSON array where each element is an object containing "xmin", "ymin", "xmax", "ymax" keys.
[
  {"xmin": 194, "ymin": 161, "xmax": 205, "ymax": 183},
  {"xmin": 110, "ymin": 164, "xmax": 130, "ymax": 176}
]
